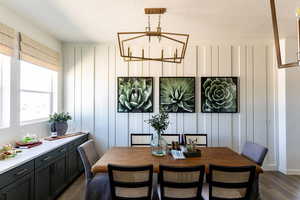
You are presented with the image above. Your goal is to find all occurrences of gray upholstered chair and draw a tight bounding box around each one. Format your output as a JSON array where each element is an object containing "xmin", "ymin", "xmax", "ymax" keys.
[
  {"xmin": 78, "ymin": 139, "xmax": 110, "ymax": 200},
  {"xmin": 241, "ymin": 142, "xmax": 268, "ymax": 166},
  {"xmin": 241, "ymin": 142, "xmax": 268, "ymax": 200}
]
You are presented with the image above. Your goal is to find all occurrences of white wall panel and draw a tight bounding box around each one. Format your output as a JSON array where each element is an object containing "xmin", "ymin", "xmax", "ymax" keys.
[
  {"xmin": 81, "ymin": 47, "xmax": 95, "ymax": 134},
  {"xmin": 74, "ymin": 47, "xmax": 82, "ymax": 132},
  {"xmin": 63, "ymin": 41, "xmax": 278, "ymax": 168},
  {"xmin": 115, "ymin": 47, "xmax": 129, "ymax": 147},
  {"xmin": 94, "ymin": 45, "xmax": 109, "ymax": 154}
]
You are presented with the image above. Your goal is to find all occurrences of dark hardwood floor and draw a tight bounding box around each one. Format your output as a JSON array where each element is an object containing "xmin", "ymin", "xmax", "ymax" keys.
[{"xmin": 57, "ymin": 171, "xmax": 300, "ymax": 200}]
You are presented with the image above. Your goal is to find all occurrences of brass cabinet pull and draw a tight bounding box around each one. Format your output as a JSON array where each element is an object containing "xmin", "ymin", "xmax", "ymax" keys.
[
  {"xmin": 15, "ymin": 169, "xmax": 28, "ymax": 176},
  {"xmin": 43, "ymin": 156, "xmax": 51, "ymax": 161},
  {"xmin": 60, "ymin": 148, "xmax": 66, "ymax": 153}
]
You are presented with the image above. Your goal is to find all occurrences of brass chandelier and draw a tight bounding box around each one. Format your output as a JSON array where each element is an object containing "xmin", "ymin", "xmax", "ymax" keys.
[
  {"xmin": 270, "ymin": 0, "xmax": 300, "ymax": 68},
  {"xmin": 117, "ymin": 8, "xmax": 189, "ymax": 63}
]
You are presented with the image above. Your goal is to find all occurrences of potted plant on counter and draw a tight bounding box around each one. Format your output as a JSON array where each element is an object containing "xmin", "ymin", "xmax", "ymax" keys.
[
  {"xmin": 49, "ymin": 112, "xmax": 72, "ymax": 136},
  {"xmin": 145, "ymin": 109, "xmax": 169, "ymax": 156}
]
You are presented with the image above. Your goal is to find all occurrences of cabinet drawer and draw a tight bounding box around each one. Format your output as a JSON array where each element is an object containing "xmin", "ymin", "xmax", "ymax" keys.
[
  {"xmin": 53, "ymin": 145, "xmax": 67, "ymax": 157},
  {"xmin": 76, "ymin": 136, "xmax": 88, "ymax": 146},
  {"xmin": 0, "ymin": 160, "xmax": 34, "ymax": 189},
  {"xmin": 35, "ymin": 151, "xmax": 56, "ymax": 169},
  {"xmin": 68, "ymin": 135, "xmax": 88, "ymax": 151},
  {"xmin": 35, "ymin": 145, "xmax": 67, "ymax": 169},
  {"xmin": 67, "ymin": 140, "xmax": 77, "ymax": 151}
]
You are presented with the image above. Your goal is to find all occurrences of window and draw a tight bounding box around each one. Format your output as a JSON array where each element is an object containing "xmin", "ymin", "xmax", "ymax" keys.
[
  {"xmin": 20, "ymin": 61, "xmax": 57, "ymax": 123},
  {"xmin": 0, "ymin": 53, "xmax": 10, "ymax": 128}
]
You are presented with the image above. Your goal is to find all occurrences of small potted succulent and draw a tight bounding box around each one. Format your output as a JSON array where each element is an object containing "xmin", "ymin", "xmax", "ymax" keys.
[
  {"xmin": 145, "ymin": 109, "xmax": 169, "ymax": 156},
  {"xmin": 49, "ymin": 112, "xmax": 72, "ymax": 136}
]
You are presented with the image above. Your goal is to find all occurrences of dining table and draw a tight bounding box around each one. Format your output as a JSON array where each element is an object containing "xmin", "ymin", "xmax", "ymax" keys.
[
  {"xmin": 91, "ymin": 147, "xmax": 263, "ymax": 200},
  {"xmin": 92, "ymin": 146, "xmax": 263, "ymax": 174}
]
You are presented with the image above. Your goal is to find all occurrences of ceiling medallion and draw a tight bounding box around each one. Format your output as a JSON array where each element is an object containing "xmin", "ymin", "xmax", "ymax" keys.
[
  {"xmin": 117, "ymin": 8, "xmax": 189, "ymax": 63},
  {"xmin": 270, "ymin": 0, "xmax": 300, "ymax": 68}
]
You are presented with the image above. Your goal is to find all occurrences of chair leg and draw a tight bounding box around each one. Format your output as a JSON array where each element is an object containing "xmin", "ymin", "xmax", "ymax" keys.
[{"xmin": 250, "ymin": 174, "xmax": 260, "ymax": 200}]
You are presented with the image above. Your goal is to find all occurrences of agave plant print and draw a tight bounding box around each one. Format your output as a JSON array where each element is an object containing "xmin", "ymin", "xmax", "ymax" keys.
[
  {"xmin": 118, "ymin": 77, "xmax": 153, "ymax": 113},
  {"xmin": 160, "ymin": 77, "xmax": 195, "ymax": 113},
  {"xmin": 201, "ymin": 77, "xmax": 238, "ymax": 113}
]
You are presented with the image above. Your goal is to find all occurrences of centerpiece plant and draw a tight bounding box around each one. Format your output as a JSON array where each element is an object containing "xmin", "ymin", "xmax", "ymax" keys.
[{"xmin": 145, "ymin": 109, "xmax": 169, "ymax": 156}]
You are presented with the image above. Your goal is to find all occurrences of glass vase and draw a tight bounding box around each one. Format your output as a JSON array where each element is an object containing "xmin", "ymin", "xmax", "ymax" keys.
[{"xmin": 150, "ymin": 131, "xmax": 168, "ymax": 156}]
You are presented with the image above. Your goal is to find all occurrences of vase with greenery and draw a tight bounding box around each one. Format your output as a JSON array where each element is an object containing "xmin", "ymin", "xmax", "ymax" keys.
[
  {"xmin": 49, "ymin": 112, "xmax": 72, "ymax": 136},
  {"xmin": 145, "ymin": 109, "xmax": 169, "ymax": 156}
]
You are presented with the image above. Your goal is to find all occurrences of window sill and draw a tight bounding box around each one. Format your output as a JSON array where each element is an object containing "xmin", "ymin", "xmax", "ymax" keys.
[
  {"xmin": 20, "ymin": 118, "xmax": 49, "ymax": 126},
  {"xmin": 0, "ymin": 124, "xmax": 10, "ymax": 130}
]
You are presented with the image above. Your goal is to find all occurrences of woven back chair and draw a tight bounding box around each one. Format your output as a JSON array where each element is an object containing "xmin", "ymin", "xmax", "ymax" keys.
[
  {"xmin": 184, "ymin": 134, "xmax": 208, "ymax": 147},
  {"xmin": 208, "ymin": 165, "xmax": 256, "ymax": 200},
  {"xmin": 108, "ymin": 164, "xmax": 153, "ymax": 200},
  {"xmin": 131, "ymin": 134, "xmax": 152, "ymax": 147},
  {"xmin": 161, "ymin": 134, "xmax": 181, "ymax": 146},
  {"xmin": 159, "ymin": 165, "xmax": 205, "ymax": 200}
]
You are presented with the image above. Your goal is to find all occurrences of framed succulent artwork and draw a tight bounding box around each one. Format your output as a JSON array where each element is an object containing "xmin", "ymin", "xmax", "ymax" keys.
[
  {"xmin": 160, "ymin": 77, "xmax": 195, "ymax": 113},
  {"xmin": 117, "ymin": 77, "xmax": 153, "ymax": 113},
  {"xmin": 201, "ymin": 77, "xmax": 239, "ymax": 113}
]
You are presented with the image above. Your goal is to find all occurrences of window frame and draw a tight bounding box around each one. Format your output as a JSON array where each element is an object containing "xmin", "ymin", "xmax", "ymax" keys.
[
  {"xmin": 20, "ymin": 61, "xmax": 57, "ymax": 125},
  {"xmin": 0, "ymin": 53, "xmax": 11, "ymax": 129}
]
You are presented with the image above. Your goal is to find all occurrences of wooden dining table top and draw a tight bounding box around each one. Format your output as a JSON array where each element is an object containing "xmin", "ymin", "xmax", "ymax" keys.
[{"xmin": 92, "ymin": 147, "xmax": 263, "ymax": 174}]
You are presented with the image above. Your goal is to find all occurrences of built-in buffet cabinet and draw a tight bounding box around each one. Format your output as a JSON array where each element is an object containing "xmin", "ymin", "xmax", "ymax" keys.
[{"xmin": 0, "ymin": 134, "xmax": 88, "ymax": 200}]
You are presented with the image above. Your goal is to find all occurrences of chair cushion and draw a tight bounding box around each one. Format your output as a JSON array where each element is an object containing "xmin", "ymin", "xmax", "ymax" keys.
[
  {"xmin": 241, "ymin": 142, "xmax": 268, "ymax": 166},
  {"xmin": 86, "ymin": 173, "xmax": 111, "ymax": 200}
]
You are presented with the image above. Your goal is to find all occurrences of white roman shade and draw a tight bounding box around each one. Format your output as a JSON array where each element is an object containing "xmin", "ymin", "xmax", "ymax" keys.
[
  {"xmin": 0, "ymin": 23, "xmax": 15, "ymax": 56},
  {"xmin": 19, "ymin": 33, "xmax": 61, "ymax": 71}
]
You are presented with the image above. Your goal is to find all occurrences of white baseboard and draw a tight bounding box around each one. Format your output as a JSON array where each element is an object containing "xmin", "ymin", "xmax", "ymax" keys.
[
  {"xmin": 278, "ymin": 167, "xmax": 300, "ymax": 175},
  {"xmin": 263, "ymin": 162, "xmax": 277, "ymax": 171},
  {"xmin": 284, "ymin": 169, "xmax": 300, "ymax": 175}
]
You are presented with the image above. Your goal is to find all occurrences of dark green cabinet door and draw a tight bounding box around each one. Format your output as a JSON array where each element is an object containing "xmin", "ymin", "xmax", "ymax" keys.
[
  {"xmin": 78, "ymin": 151, "xmax": 84, "ymax": 173},
  {"xmin": 35, "ymin": 166, "xmax": 51, "ymax": 200},
  {"xmin": 51, "ymin": 155, "xmax": 67, "ymax": 197},
  {"xmin": 0, "ymin": 172, "xmax": 34, "ymax": 200},
  {"xmin": 68, "ymin": 149, "xmax": 79, "ymax": 181}
]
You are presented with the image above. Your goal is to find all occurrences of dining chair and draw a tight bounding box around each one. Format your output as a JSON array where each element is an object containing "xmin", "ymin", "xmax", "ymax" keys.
[
  {"xmin": 241, "ymin": 142, "xmax": 268, "ymax": 166},
  {"xmin": 241, "ymin": 142, "xmax": 268, "ymax": 199},
  {"xmin": 208, "ymin": 165, "xmax": 256, "ymax": 200},
  {"xmin": 184, "ymin": 134, "xmax": 208, "ymax": 147},
  {"xmin": 159, "ymin": 165, "xmax": 205, "ymax": 200},
  {"xmin": 108, "ymin": 164, "xmax": 154, "ymax": 200},
  {"xmin": 131, "ymin": 133, "xmax": 153, "ymax": 147},
  {"xmin": 161, "ymin": 134, "xmax": 181, "ymax": 145},
  {"xmin": 78, "ymin": 139, "xmax": 110, "ymax": 200}
]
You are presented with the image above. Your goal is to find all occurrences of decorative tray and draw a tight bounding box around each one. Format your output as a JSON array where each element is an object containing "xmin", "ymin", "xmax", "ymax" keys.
[
  {"xmin": 183, "ymin": 149, "xmax": 201, "ymax": 157},
  {"xmin": 44, "ymin": 132, "xmax": 85, "ymax": 141}
]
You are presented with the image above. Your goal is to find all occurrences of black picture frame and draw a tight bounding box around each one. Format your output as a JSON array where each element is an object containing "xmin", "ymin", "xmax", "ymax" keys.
[
  {"xmin": 159, "ymin": 77, "xmax": 196, "ymax": 113},
  {"xmin": 117, "ymin": 77, "xmax": 154, "ymax": 113},
  {"xmin": 201, "ymin": 77, "xmax": 239, "ymax": 113}
]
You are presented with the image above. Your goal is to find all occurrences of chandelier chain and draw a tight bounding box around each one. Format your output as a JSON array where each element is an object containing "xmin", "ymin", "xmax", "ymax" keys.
[
  {"xmin": 158, "ymin": 14, "xmax": 161, "ymax": 29},
  {"xmin": 147, "ymin": 15, "xmax": 151, "ymax": 31}
]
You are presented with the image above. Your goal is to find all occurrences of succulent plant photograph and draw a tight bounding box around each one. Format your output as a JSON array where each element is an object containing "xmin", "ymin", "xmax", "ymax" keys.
[
  {"xmin": 117, "ymin": 77, "xmax": 153, "ymax": 113},
  {"xmin": 201, "ymin": 77, "xmax": 238, "ymax": 113},
  {"xmin": 160, "ymin": 77, "xmax": 195, "ymax": 113}
]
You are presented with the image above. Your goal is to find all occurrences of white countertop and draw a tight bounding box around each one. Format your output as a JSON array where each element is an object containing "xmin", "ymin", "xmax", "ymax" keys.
[{"xmin": 0, "ymin": 133, "xmax": 88, "ymax": 175}]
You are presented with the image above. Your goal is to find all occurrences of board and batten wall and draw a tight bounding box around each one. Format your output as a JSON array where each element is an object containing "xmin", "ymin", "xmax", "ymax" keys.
[{"xmin": 63, "ymin": 41, "xmax": 277, "ymax": 169}]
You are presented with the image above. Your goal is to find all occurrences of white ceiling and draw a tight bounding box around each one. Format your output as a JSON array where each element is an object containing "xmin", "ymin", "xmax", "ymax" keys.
[{"xmin": 1, "ymin": 0, "xmax": 300, "ymax": 43}]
